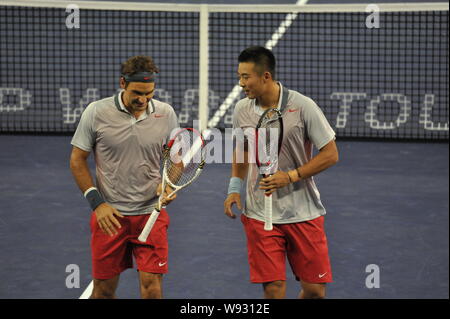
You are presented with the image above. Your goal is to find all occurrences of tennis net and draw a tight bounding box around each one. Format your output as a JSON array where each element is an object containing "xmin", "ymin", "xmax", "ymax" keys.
[{"xmin": 0, "ymin": 1, "xmax": 448, "ymax": 140}]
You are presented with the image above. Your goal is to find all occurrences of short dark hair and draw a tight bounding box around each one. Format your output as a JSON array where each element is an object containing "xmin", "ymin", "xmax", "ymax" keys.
[
  {"xmin": 238, "ymin": 46, "xmax": 276, "ymax": 80},
  {"xmin": 121, "ymin": 55, "xmax": 159, "ymax": 76},
  {"xmin": 121, "ymin": 55, "xmax": 159, "ymax": 88}
]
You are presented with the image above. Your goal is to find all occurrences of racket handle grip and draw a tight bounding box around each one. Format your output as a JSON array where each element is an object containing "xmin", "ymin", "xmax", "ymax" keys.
[
  {"xmin": 138, "ymin": 210, "xmax": 160, "ymax": 242},
  {"xmin": 264, "ymin": 194, "xmax": 273, "ymax": 231}
]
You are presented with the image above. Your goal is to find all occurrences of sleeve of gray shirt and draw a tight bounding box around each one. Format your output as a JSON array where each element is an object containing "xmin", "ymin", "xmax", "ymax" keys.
[
  {"xmin": 303, "ymin": 97, "xmax": 336, "ymax": 150},
  {"xmin": 232, "ymin": 102, "xmax": 240, "ymax": 130},
  {"xmin": 71, "ymin": 102, "xmax": 97, "ymax": 152},
  {"xmin": 232, "ymin": 100, "xmax": 246, "ymax": 143}
]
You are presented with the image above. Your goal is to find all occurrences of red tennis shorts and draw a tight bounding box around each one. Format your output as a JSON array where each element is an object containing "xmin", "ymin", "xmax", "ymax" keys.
[
  {"xmin": 90, "ymin": 208, "xmax": 170, "ymax": 280},
  {"xmin": 241, "ymin": 214, "xmax": 332, "ymax": 284}
]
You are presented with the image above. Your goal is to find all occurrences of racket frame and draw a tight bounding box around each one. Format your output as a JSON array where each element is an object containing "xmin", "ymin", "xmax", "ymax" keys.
[
  {"xmin": 137, "ymin": 129, "xmax": 205, "ymax": 242},
  {"xmin": 255, "ymin": 107, "xmax": 283, "ymax": 231}
]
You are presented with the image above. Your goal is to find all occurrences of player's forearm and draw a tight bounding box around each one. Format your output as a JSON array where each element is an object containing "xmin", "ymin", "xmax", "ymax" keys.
[
  {"xmin": 292, "ymin": 141, "xmax": 338, "ymax": 181},
  {"xmin": 232, "ymin": 149, "xmax": 249, "ymax": 180},
  {"xmin": 232, "ymin": 162, "xmax": 248, "ymax": 180},
  {"xmin": 70, "ymin": 158, "xmax": 95, "ymax": 193}
]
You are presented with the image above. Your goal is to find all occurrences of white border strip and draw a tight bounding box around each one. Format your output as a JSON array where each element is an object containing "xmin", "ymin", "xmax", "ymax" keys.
[
  {"xmin": 0, "ymin": 0, "xmax": 201, "ymax": 11},
  {"xmin": 198, "ymin": 4, "xmax": 209, "ymax": 133},
  {"xmin": 207, "ymin": 3, "xmax": 449, "ymax": 12},
  {"xmin": 1, "ymin": 1, "xmax": 448, "ymax": 12}
]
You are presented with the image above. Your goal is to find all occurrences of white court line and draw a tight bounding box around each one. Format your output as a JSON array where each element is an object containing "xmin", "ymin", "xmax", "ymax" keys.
[
  {"xmin": 207, "ymin": 0, "xmax": 309, "ymax": 128},
  {"xmin": 79, "ymin": 280, "xmax": 93, "ymax": 299}
]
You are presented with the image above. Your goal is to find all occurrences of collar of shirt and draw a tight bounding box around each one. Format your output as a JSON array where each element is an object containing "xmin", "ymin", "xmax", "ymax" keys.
[
  {"xmin": 117, "ymin": 90, "xmax": 155, "ymax": 122},
  {"xmin": 252, "ymin": 82, "xmax": 283, "ymax": 116}
]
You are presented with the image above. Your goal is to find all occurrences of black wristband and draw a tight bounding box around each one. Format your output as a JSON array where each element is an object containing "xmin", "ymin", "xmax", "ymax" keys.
[{"xmin": 85, "ymin": 188, "xmax": 105, "ymax": 211}]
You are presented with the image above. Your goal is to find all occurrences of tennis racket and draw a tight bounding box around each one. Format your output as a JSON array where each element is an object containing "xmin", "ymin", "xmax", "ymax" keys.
[
  {"xmin": 255, "ymin": 108, "xmax": 283, "ymax": 231},
  {"xmin": 138, "ymin": 128, "xmax": 206, "ymax": 242}
]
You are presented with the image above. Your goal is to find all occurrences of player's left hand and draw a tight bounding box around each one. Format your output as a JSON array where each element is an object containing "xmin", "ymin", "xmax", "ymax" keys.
[{"xmin": 259, "ymin": 170, "xmax": 290, "ymax": 195}]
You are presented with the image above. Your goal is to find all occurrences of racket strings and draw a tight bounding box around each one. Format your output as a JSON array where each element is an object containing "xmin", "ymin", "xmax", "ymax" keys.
[
  {"xmin": 165, "ymin": 129, "xmax": 204, "ymax": 187},
  {"xmin": 257, "ymin": 112, "xmax": 282, "ymax": 170},
  {"xmin": 166, "ymin": 157, "xmax": 200, "ymax": 186}
]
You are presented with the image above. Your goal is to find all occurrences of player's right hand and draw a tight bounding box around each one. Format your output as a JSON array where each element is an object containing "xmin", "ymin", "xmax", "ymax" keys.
[
  {"xmin": 156, "ymin": 183, "xmax": 176, "ymax": 206},
  {"xmin": 224, "ymin": 193, "xmax": 242, "ymax": 219},
  {"xmin": 94, "ymin": 203, "xmax": 124, "ymax": 236}
]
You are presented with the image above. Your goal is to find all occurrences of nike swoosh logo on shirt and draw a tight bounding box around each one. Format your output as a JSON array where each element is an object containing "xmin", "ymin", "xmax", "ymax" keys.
[
  {"xmin": 288, "ymin": 108, "xmax": 299, "ymax": 112},
  {"xmin": 154, "ymin": 114, "xmax": 164, "ymax": 118}
]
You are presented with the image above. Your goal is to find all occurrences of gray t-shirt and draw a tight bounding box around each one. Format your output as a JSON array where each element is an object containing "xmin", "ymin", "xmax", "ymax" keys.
[
  {"xmin": 71, "ymin": 90, "xmax": 179, "ymax": 215},
  {"xmin": 232, "ymin": 83, "xmax": 335, "ymax": 223}
]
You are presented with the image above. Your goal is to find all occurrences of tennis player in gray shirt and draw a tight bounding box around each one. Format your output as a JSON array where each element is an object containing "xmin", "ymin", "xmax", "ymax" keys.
[
  {"xmin": 224, "ymin": 46, "xmax": 339, "ymax": 299},
  {"xmin": 70, "ymin": 56, "xmax": 178, "ymax": 299}
]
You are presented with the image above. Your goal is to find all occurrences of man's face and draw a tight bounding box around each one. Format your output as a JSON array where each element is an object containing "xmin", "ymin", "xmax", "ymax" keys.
[
  {"xmin": 237, "ymin": 62, "xmax": 266, "ymax": 99},
  {"xmin": 121, "ymin": 80, "xmax": 155, "ymax": 113}
]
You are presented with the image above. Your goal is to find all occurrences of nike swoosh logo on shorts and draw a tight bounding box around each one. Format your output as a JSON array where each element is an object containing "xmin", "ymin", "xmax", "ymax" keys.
[
  {"xmin": 158, "ymin": 261, "xmax": 167, "ymax": 267},
  {"xmin": 318, "ymin": 272, "xmax": 327, "ymax": 278}
]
